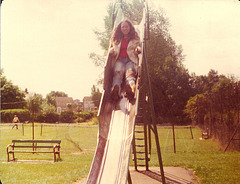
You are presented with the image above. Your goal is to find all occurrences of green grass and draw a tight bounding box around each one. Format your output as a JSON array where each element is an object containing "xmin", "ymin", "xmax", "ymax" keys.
[
  {"xmin": 0, "ymin": 123, "xmax": 98, "ymax": 184},
  {"xmin": 1, "ymin": 123, "xmax": 240, "ymax": 184},
  {"xmin": 134, "ymin": 126, "xmax": 240, "ymax": 184}
]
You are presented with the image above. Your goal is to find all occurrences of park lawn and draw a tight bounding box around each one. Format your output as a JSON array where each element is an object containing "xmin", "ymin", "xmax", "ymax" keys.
[
  {"xmin": 0, "ymin": 123, "xmax": 240, "ymax": 184},
  {"xmin": 141, "ymin": 126, "xmax": 240, "ymax": 184},
  {"xmin": 0, "ymin": 123, "xmax": 98, "ymax": 184}
]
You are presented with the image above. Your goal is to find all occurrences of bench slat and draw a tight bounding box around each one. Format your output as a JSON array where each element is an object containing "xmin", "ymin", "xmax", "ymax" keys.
[
  {"xmin": 13, "ymin": 146, "xmax": 59, "ymax": 148},
  {"xmin": 12, "ymin": 140, "xmax": 61, "ymax": 144},
  {"xmin": 8, "ymin": 151, "xmax": 59, "ymax": 153}
]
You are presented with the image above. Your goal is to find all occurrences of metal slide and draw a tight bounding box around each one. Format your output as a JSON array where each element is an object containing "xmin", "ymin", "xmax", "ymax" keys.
[{"xmin": 86, "ymin": 3, "xmax": 147, "ymax": 184}]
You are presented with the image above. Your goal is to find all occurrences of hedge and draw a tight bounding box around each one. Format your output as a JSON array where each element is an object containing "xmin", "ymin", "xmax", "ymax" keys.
[
  {"xmin": 59, "ymin": 111, "xmax": 96, "ymax": 123},
  {"xmin": 1, "ymin": 109, "xmax": 97, "ymax": 123},
  {"xmin": 35, "ymin": 112, "xmax": 59, "ymax": 123},
  {"xmin": 1, "ymin": 109, "xmax": 31, "ymax": 123},
  {"xmin": 60, "ymin": 111, "xmax": 74, "ymax": 123},
  {"xmin": 74, "ymin": 111, "xmax": 97, "ymax": 123}
]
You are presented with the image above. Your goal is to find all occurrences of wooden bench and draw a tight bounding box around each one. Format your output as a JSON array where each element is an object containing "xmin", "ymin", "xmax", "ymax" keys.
[{"xmin": 7, "ymin": 140, "xmax": 61, "ymax": 162}]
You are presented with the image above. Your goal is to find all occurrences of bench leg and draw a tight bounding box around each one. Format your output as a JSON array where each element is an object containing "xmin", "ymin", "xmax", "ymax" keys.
[
  {"xmin": 7, "ymin": 152, "xmax": 15, "ymax": 162},
  {"xmin": 54, "ymin": 152, "xmax": 56, "ymax": 162},
  {"xmin": 7, "ymin": 152, "xmax": 9, "ymax": 162},
  {"xmin": 53, "ymin": 146, "xmax": 61, "ymax": 162},
  {"xmin": 7, "ymin": 147, "xmax": 15, "ymax": 162},
  {"xmin": 58, "ymin": 147, "xmax": 60, "ymax": 160}
]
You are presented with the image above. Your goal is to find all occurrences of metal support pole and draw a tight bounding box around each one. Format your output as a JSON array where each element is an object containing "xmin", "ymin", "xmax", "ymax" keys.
[
  {"xmin": 40, "ymin": 124, "xmax": 43, "ymax": 136},
  {"xmin": 132, "ymin": 132, "xmax": 138, "ymax": 170},
  {"xmin": 32, "ymin": 122, "xmax": 34, "ymax": 140},
  {"xmin": 148, "ymin": 122, "xmax": 152, "ymax": 157},
  {"xmin": 22, "ymin": 123, "xmax": 24, "ymax": 136},
  {"xmin": 31, "ymin": 97, "xmax": 35, "ymax": 140},
  {"xmin": 190, "ymin": 126, "xmax": 194, "ymax": 139},
  {"xmin": 144, "ymin": 123, "xmax": 149, "ymax": 171},
  {"xmin": 31, "ymin": 98, "xmax": 35, "ymax": 152},
  {"xmin": 172, "ymin": 123, "xmax": 176, "ymax": 153},
  {"xmin": 127, "ymin": 169, "xmax": 132, "ymax": 184},
  {"xmin": 143, "ymin": 42, "xmax": 166, "ymax": 184}
]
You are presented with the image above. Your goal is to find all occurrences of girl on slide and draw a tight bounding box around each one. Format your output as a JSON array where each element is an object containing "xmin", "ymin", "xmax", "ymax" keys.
[{"xmin": 109, "ymin": 19, "xmax": 141, "ymax": 101}]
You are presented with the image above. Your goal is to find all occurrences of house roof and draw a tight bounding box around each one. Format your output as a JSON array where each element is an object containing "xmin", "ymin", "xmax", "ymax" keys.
[
  {"xmin": 83, "ymin": 96, "xmax": 92, "ymax": 102},
  {"xmin": 56, "ymin": 97, "xmax": 74, "ymax": 107}
]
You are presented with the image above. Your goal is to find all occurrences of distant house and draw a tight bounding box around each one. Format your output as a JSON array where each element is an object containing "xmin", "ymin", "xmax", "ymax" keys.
[
  {"xmin": 56, "ymin": 97, "xmax": 74, "ymax": 114},
  {"xmin": 83, "ymin": 96, "xmax": 95, "ymax": 111}
]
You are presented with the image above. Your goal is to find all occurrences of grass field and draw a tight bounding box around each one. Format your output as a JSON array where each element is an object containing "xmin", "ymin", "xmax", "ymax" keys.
[{"xmin": 0, "ymin": 123, "xmax": 240, "ymax": 184}]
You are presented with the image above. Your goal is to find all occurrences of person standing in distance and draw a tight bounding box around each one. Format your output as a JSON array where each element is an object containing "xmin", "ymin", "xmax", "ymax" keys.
[{"xmin": 12, "ymin": 115, "xmax": 20, "ymax": 129}]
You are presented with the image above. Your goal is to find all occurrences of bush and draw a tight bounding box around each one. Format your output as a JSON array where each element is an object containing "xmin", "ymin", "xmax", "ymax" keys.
[
  {"xmin": 91, "ymin": 117, "xmax": 99, "ymax": 125},
  {"xmin": 1, "ymin": 109, "xmax": 31, "ymax": 123},
  {"xmin": 45, "ymin": 112, "xmax": 59, "ymax": 123},
  {"xmin": 35, "ymin": 114, "xmax": 46, "ymax": 123},
  {"xmin": 35, "ymin": 112, "xmax": 59, "ymax": 123},
  {"xmin": 74, "ymin": 117, "xmax": 84, "ymax": 123},
  {"xmin": 74, "ymin": 111, "xmax": 97, "ymax": 122},
  {"xmin": 60, "ymin": 111, "xmax": 74, "ymax": 123},
  {"xmin": 81, "ymin": 111, "xmax": 96, "ymax": 121}
]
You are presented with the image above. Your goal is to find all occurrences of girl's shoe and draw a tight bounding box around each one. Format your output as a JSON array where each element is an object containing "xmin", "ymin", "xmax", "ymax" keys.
[
  {"xmin": 125, "ymin": 85, "xmax": 134, "ymax": 101},
  {"xmin": 111, "ymin": 85, "xmax": 120, "ymax": 101}
]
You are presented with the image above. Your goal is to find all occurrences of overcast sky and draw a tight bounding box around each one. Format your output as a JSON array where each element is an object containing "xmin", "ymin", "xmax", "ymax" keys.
[{"xmin": 1, "ymin": 0, "xmax": 240, "ymax": 100}]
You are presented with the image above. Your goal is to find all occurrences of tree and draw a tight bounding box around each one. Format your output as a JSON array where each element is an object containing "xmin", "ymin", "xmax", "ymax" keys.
[
  {"xmin": 1, "ymin": 70, "xmax": 26, "ymax": 109},
  {"xmin": 91, "ymin": 85, "xmax": 102, "ymax": 108},
  {"xmin": 91, "ymin": 1, "xmax": 191, "ymax": 124},
  {"xmin": 185, "ymin": 71, "xmax": 240, "ymax": 147},
  {"xmin": 45, "ymin": 91, "xmax": 68, "ymax": 107},
  {"xmin": 184, "ymin": 94, "xmax": 208, "ymax": 127},
  {"xmin": 26, "ymin": 93, "xmax": 43, "ymax": 114},
  {"xmin": 67, "ymin": 103, "xmax": 73, "ymax": 111},
  {"xmin": 41, "ymin": 101, "xmax": 56, "ymax": 114}
]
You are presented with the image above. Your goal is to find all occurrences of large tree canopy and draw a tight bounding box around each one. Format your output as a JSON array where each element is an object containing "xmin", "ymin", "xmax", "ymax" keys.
[{"xmin": 1, "ymin": 70, "xmax": 26, "ymax": 109}]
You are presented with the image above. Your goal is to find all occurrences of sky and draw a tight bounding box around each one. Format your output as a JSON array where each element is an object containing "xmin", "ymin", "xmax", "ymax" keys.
[
  {"xmin": 1, "ymin": 0, "xmax": 240, "ymax": 101},
  {"xmin": 156, "ymin": 0, "xmax": 240, "ymax": 78}
]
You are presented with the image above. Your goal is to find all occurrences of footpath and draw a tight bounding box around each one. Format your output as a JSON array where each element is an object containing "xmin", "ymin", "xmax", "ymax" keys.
[
  {"xmin": 129, "ymin": 166, "xmax": 200, "ymax": 184},
  {"xmin": 74, "ymin": 166, "xmax": 200, "ymax": 184}
]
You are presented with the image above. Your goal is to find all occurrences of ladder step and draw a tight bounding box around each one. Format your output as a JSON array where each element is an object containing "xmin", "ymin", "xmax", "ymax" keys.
[
  {"xmin": 136, "ymin": 158, "xmax": 145, "ymax": 160},
  {"xmin": 136, "ymin": 151, "xmax": 145, "ymax": 154},
  {"xmin": 135, "ymin": 138, "xmax": 144, "ymax": 140},
  {"xmin": 135, "ymin": 131, "xmax": 144, "ymax": 133},
  {"xmin": 135, "ymin": 123, "xmax": 144, "ymax": 126},
  {"xmin": 137, "ymin": 164, "xmax": 146, "ymax": 167},
  {"xmin": 136, "ymin": 145, "xmax": 144, "ymax": 147}
]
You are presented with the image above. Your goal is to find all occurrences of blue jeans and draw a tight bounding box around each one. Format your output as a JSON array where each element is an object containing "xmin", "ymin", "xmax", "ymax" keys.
[{"xmin": 112, "ymin": 57, "xmax": 136, "ymax": 91}]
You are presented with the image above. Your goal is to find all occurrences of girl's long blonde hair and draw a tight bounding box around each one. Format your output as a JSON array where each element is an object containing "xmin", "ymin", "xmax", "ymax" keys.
[{"xmin": 111, "ymin": 19, "xmax": 139, "ymax": 44}]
